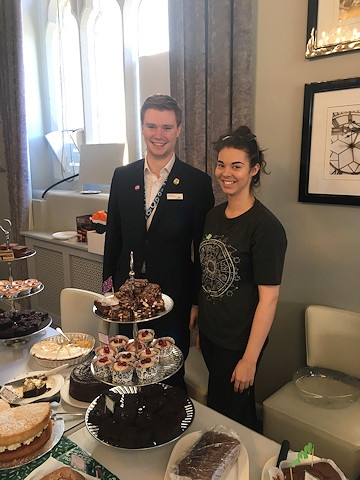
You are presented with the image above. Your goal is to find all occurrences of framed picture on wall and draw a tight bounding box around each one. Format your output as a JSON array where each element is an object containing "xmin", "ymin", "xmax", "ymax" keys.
[
  {"xmin": 306, "ymin": 0, "xmax": 360, "ymax": 58},
  {"xmin": 299, "ymin": 77, "xmax": 360, "ymax": 206}
]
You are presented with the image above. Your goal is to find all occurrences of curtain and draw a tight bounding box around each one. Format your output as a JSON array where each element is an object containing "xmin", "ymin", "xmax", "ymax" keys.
[
  {"xmin": 168, "ymin": 0, "xmax": 253, "ymax": 204},
  {"xmin": 0, "ymin": 0, "xmax": 31, "ymax": 280}
]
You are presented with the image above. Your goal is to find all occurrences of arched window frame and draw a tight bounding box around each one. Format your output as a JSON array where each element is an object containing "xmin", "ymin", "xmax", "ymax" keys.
[{"xmin": 43, "ymin": 0, "xmax": 168, "ymax": 171}]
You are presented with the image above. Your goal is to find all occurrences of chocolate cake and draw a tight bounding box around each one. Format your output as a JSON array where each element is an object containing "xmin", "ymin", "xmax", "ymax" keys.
[
  {"xmin": 94, "ymin": 278, "xmax": 165, "ymax": 321},
  {"xmin": 87, "ymin": 385, "xmax": 190, "ymax": 448},
  {"xmin": 69, "ymin": 363, "xmax": 108, "ymax": 402},
  {"xmin": 0, "ymin": 310, "xmax": 50, "ymax": 339}
]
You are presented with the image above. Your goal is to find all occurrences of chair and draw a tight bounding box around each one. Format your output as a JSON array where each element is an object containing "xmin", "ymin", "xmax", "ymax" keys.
[
  {"xmin": 184, "ymin": 345, "xmax": 209, "ymax": 405},
  {"xmin": 60, "ymin": 288, "xmax": 115, "ymax": 346},
  {"xmin": 263, "ymin": 305, "xmax": 360, "ymax": 479}
]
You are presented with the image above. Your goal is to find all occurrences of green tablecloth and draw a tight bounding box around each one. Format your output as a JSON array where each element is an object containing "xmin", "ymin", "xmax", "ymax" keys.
[{"xmin": 0, "ymin": 436, "xmax": 119, "ymax": 480}]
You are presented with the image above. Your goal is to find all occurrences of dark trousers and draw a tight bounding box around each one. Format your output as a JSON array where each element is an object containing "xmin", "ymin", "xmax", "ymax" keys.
[{"xmin": 199, "ymin": 332, "xmax": 266, "ymax": 431}]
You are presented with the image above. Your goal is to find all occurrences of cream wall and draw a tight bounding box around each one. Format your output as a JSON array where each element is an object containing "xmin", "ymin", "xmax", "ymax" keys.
[{"xmin": 253, "ymin": 1, "xmax": 360, "ymax": 404}]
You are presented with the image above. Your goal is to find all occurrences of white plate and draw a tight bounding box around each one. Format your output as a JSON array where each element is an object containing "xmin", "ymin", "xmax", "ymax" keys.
[
  {"xmin": 60, "ymin": 378, "xmax": 90, "ymax": 409},
  {"xmin": 52, "ymin": 231, "xmax": 78, "ymax": 240},
  {"xmin": 2, "ymin": 370, "xmax": 64, "ymax": 404},
  {"xmin": 164, "ymin": 430, "xmax": 249, "ymax": 480}
]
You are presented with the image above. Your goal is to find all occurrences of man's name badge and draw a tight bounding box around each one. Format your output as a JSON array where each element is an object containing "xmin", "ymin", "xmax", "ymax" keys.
[{"xmin": 167, "ymin": 193, "xmax": 183, "ymax": 200}]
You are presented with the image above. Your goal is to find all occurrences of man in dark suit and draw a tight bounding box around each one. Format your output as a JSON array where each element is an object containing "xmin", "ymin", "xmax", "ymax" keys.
[{"xmin": 103, "ymin": 94, "xmax": 214, "ymax": 390}]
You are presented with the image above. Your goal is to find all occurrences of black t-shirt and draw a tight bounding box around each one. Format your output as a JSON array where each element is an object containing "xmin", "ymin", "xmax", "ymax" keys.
[{"xmin": 198, "ymin": 199, "xmax": 287, "ymax": 351}]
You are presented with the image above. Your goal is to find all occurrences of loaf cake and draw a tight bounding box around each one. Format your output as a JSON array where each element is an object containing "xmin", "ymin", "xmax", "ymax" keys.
[
  {"xmin": 94, "ymin": 278, "xmax": 165, "ymax": 321},
  {"xmin": 0, "ymin": 402, "xmax": 52, "ymax": 462},
  {"xmin": 69, "ymin": 363, "xmax": 108, "ymax": 402},
  {"xmin": 171, "ymin": 427, "xmax": 241, "ymax": 479}
]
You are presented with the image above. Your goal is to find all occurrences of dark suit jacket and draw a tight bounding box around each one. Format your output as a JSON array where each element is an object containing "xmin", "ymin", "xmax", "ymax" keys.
[{"xmin": 103, "ymin": 157, "xmax": 214, "ymax": 309}]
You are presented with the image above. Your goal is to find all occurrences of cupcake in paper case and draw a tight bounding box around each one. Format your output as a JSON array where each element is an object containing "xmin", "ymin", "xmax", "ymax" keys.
[
  {"xmin": 126, "ymin": 339, "xmax": 146, "ymax": 353},
  {"xmin": 92, "ymin": 355, "xmax": 116, "ymax": 382},
  {"xmin": 152, "ymin": 336, "xmax": 175, "ymax": 357},
  {"xmin": 138, "ymin": 347, "xmax": 160, "ymax": 362},
  {"xmin": 18, "ymin": 284, "xmax": 32, "ymax": 296},
  {"xmin": 4, "ymin": 288, "xmax": 19, "ymax": 299},
  {"xmin": 116, "ymin": 351, "xmax": 137, "ymax": 363},
  {"xmin": 95, "ymin": 344, "xmax": 117, "ymax": 358},
  {"xmin": 109, "ymin": 335, "xmax": 129, "ymax": 353},
  {"xmin": 135, "ymin": 357, "xmax": 159, "ymax": 381},
  {"xmin": 24, "ymin": 278, "xmax": 42, "ymax": 292},
  {"xmin": 111, "ymin": 360, "xmax": 135, "ymax": 384},
  {"xmin": 137, "ymin": 328, "xmax": 155, "ymax": 346}
]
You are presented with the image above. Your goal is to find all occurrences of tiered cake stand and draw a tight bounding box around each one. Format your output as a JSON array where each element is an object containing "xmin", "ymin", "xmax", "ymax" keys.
[
  {"xmin": 87, "ymin": 254, "xmax": 194, "ymax": 449},
  {"xmin": 92, "ymin": 293, "xmax": 183, "ymax": 386},
  {"xmin": 0, "ymin": 219, "xmax": 50, "ymax": 346}
]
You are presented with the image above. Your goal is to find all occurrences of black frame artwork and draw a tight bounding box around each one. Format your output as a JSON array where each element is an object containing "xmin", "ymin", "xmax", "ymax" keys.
[
  {"xmin": 306, "ymin": 0, "xmax": 360, "ymax": 58},
  {"xmin": 299, "ymin": 77, "xmax": 360, "ymax": 206}
]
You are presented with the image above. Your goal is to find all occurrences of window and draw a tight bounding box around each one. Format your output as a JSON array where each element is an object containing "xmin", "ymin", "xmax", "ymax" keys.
[
  {"xmin": 138, "ymin": 0, "xmax": 169, "ymax": 57},
  {"xmin": 42, "ymin": 0, "xmax": 169, "ymax": 176}
]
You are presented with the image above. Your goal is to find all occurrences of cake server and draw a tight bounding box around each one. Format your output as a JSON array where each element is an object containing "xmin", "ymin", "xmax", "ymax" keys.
[
  {"xmin": 276, "ymin": 439, "xmax": 290, "ymax": 467},
  {"xmin": 2, "ymin": 363, "xmax": 69, "ymax": 388},
  {"xmin": 56, "ymin": 326, "xmax": 73, "ymax": 344}
]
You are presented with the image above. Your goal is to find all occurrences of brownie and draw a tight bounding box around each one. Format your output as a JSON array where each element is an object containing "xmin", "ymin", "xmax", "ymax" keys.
[
  {"xmin": 88, "ymin": 385, "xmax": 190, "ymax": 448},
  {"xmin": 0, "ymin": 310, "xmax": 49, "ymax": 339},
  {"xmin": 95, "ymin": 278, "xmax": 165, "ymax": 321}
]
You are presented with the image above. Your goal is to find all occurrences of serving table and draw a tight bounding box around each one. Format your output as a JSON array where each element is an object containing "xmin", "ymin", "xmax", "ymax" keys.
[
  {"xmin": 0, "ymin": 326, "xmax": 88, "ymax": 432},
  {"xmin": 0, "ymin": 324, "xmax": 281, "ymax": 478},
  {"xmin": 66, "ymin": 399, "xmax": 280, "ymax": 479}
]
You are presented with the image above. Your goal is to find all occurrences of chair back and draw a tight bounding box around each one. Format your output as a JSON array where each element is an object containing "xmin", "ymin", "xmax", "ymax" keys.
[
  {"xmin": 305, "ymin": 305, "xmax": 360, "ymax": 379},
  {"xmin": 60, "ymin": 288, "xmax": 110, "ymax": 346}
]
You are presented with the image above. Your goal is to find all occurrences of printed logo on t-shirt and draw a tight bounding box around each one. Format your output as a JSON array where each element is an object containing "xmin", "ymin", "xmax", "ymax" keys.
[{"xmin": 200, "ymin": 235, "xmax": 240, "ymax": 299}]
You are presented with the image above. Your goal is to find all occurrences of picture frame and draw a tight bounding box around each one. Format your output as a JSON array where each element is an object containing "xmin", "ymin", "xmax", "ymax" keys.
[
  {"xmin": 298, "ymin": 77, "xmax": 360, "ymax": 206},
  {"xmin": 306, "ymin": 0, "xmax": 360, "ymax": 58}
]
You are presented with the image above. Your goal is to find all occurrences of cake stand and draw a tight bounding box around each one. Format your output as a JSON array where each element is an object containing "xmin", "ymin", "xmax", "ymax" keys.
[
  {"xmin": 94, "ymin": 251, "xmax": 174, "ymax": 346},
  {"xmin": 89, "ymin": 251, "xmax": 186, "ymax": 442},
  {"xmin": 0, "ymin": 220, "xmax": 49, "ymax": 346},
  {"xmin": 0, "ymin": 314, "xmax": 52, "ymax": 347},
  {"xmin": 85, "ymin": 384, "xmax": 195, "ymax": 450},
  {"xmin": 91, "ymin": 291, "xmax": 181, "ymax": 387},
  {"xmin": 91, "ymin": 343, "xmax": 183, "ymax": 387}
]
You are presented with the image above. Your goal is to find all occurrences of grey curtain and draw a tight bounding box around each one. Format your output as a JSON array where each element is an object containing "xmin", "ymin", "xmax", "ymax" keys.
[
  {"xmin": 0, "ymin": 0, "xmax": 30, "ymax": 279},
  {"xmin": 168, "ymin": 0, "xmax": 253, "ymax": 203}
]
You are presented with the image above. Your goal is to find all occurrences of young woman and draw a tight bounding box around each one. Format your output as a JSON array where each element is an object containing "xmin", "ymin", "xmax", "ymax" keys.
[{"xmin": 195, "ymin": 126, "xmax": 287, "ymax": 430}]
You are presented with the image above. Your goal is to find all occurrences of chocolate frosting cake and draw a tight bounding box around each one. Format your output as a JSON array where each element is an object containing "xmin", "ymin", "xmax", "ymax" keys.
[{"xmin": 69, "ymin": 363, "xmax": 108, "ymax": 402}]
